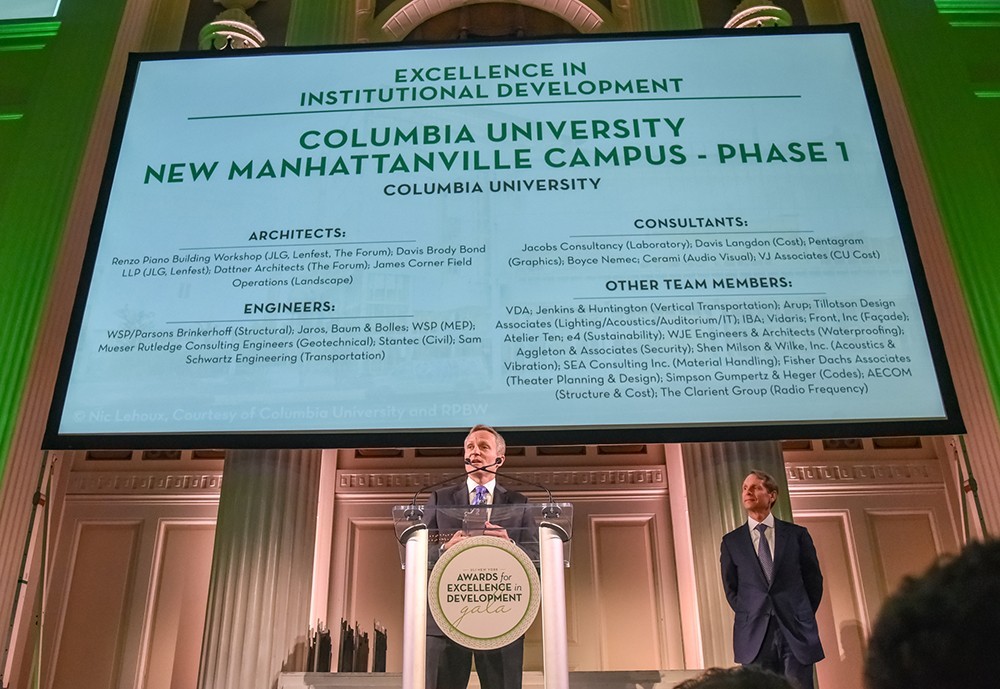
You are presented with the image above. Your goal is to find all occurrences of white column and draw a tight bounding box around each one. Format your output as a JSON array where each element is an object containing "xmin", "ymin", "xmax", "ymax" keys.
[
  {"xmin": 197, "ymin": 448, "xmax": 321, "ymax": 689},
  {"xmin": 540, "ymin": 525, "xmax": 569, "ymax": 689},
  {"xmin": 401, "ymin": 527, "xmax": 428, "ymax": 689}
]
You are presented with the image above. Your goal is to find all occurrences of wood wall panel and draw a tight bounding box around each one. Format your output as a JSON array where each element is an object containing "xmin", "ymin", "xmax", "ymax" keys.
[
  {"xmin": 868, "ymin": 511, "xmax": 940, "ymax": 597},
  {"xmin": 40, "ymin": 493, "xmax": 219, "ymax": 689},
  {"xmin": 140, "ymin": 522, "xmax": 216, "ymax": 689},
  {"xmin": 343, "ymin": 518, "xmax": 406, "ymax": 671},
  {"xmin": 591, "ymin": 516, "xmax": 663, "ymax": 670},
  {"xmin": 795, "ymin": 512, "xmax": 867, "ymax": 689},
  {"xmin": 50, "ymin": 522, "xmax": 141, "ymax": 689}
]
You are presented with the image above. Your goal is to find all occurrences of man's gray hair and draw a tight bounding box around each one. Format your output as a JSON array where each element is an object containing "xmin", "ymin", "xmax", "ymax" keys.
[{"xmin": 467, "ymin": 424, "xmax": 506, "ymax": 456}]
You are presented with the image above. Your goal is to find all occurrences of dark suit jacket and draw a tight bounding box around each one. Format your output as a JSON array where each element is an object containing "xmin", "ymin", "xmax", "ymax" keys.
[
  {"xmin": 423, "ymin": 481, "xmax": 535, "ymax": 637},
  {"xmin": 720, "ymin": 518, "xmax": 824, "ymax": 665}
]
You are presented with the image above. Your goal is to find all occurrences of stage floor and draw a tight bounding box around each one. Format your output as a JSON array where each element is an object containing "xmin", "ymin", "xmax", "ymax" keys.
[{"xmin": 280, "ymin": 670, "xmax": 704, "ymax": 689}]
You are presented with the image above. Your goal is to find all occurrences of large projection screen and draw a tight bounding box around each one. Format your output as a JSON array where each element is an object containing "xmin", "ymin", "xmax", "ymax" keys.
[{"xmin": 45, "ymin": 26, "xmax": 963, "ymax": 449}]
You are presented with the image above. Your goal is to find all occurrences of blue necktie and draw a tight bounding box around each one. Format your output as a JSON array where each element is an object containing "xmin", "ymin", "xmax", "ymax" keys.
[
  {"xmin": 473, "ymin": 485, "xmax": 489, "ymax": 505},
  {"xmin": 756, "ymin": 523, "xmax": 773, "ymax": 583}
]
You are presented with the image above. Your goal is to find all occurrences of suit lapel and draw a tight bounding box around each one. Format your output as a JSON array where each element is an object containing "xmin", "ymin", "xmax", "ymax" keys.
[
  {"xmin": 452, "ymin": 482, "xmax": 470, "ymax": 505},
  {"xmin": 493, "ymin": 484, "xmax": 508, "ymax": 505},
  {"xmin": 771, "ymin": 519, "xmax": 789, "ymax": 574}
]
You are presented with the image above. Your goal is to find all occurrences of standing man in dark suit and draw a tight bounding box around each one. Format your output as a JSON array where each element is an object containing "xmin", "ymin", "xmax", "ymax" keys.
[
  {"xmin": 424, "ymin": 424, "xmax": 533, "ymax": 689},
  {"xmin": 720, "ymin": 470, "xmax": 824, "ymax": 689}
]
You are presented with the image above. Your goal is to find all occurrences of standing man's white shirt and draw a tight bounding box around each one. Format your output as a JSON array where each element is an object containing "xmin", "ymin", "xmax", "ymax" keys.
[{"xmin": 747, "ymin": 512, "xmax": 776, "ymax": 559}]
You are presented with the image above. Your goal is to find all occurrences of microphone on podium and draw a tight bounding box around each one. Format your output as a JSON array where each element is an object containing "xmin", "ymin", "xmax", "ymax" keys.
[
  {"xmin": 403, "ymin": 457, "xmax": 504, "ymax": 519},
  {"xmin": 485, "ymin": 466, "xmax": 562, "ymax": 518},
  {"xmin": 463, "ymin": 458, "xmax": 503, "ymax": 470}
]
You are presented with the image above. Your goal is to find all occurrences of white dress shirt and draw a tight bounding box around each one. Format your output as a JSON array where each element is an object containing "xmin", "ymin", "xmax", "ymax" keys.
[
  {"xmin": 467, "ymin": 477, "xmax": 496, "ymax": 504},
  {"xmin": 748, "ymin": 512, "xmax": 777, "ymax": 559}
]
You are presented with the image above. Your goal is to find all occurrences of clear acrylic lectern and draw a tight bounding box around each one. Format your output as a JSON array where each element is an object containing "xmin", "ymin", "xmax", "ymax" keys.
[{"xmin": 392, "ymin": 502, "xmax": 573, "ymax": 689}]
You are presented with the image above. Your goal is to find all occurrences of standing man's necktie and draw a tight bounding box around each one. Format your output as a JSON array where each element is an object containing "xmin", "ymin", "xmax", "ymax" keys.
[
  {"xmin": 756, "ymin": 523, "xmax": 774, "ymax": 583},
  {"xmin": 473, "ymin": 485, "xmax": 489, "ymax": 505}
]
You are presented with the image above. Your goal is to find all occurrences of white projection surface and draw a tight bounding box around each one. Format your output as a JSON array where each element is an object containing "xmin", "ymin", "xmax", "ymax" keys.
[{"xmin": 46, "ymin": 28, "xmax": 962, "ymax": 448}]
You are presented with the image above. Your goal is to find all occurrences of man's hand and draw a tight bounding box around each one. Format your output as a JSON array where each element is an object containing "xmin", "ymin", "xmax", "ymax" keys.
[
  {"xmin": 442, "ymin": 522, "xmax": 512, "ymax": 551},
  {"xmin": 484, "ymin": 521, "xmax": 511, "ymax": 541},
  {"xmin": 443, "ymin": 531, "xmax": 467, "ymax": 551}
]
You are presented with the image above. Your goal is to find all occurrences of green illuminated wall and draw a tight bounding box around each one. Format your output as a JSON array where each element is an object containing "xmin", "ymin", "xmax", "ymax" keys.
[
  {"xmin": 0, "ymin": 0, "xmax": 128, "ymax": 482},
  {"xmin": 872, "ymin": 0, "xmax": 1000, "ymax": 413},
  {"xmin": 0, "ymin": 0, "xmax": 998, "ymax": 490}
]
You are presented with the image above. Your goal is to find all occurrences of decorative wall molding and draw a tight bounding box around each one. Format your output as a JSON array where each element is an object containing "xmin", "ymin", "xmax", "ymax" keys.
[
  {"xmin": 336, "ymin": 465, "xmax": 667, "ymax": 494},
  {"xmin": 785, "ymin": 459, "xmax": 944, "ymax": 493},
  {"xmin": 0, "ymin": 19, "xmax": 60, "ymax": 51},
  {"xmin": 62, "ymin": 450, "xmax": 947, "ymax": 496},
  {"xmin": 724, "ymin": 2, "xmax": 793, "ymax": 28},
  {"xmin": 934, "ymin": 0, "xmax": 1000, "ymax": 19},
  {"xmin": 67, "ymin": 471, "xmax": 223, "ymax": 496},
  {"xmin": 64, "ymin": 457, "xmax": 946, "ymax": 496},
  {"xmin": 378, "ymin": 0, "xmax": 608, "ymax": 40}
]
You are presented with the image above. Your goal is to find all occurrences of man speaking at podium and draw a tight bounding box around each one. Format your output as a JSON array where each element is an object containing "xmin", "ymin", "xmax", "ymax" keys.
[{"xmin": 424, "ymin": 424, "xmax": 533, "ymax": 689}]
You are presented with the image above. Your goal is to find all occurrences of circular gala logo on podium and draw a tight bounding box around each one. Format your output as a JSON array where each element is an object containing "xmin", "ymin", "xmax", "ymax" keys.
[{"xmin": 428, "ymin": 535, "xmax": 540, "ymax": 650}]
